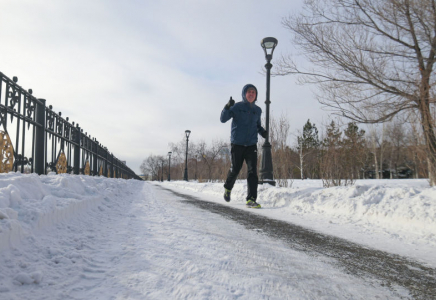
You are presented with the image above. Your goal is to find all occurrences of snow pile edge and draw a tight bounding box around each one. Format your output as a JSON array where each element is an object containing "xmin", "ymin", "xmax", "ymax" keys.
[
  {"xmin": 0, "ymin": 173, "xmax": 133, "ymax": 251},
  {"xmin": 160, "ymin": 179, "xmax": 436, "ymax": 243}
]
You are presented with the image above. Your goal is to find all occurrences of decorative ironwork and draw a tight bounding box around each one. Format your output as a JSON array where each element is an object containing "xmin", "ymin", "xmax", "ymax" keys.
[
  {"xmin": 24, "ymin": 96, "xmax": 35, "ymax": 129},
  {"xmin": 0, "ymin": 111, "xmax": 6, "ymax": 129},
  {"xmin": 7, "ymin": 84, "xmax": 19, "ymax": 124},
  {"xmin": 14, "ymin": 154, "xmax": 29, "ymax": 168},
  {"xmin": 8, "ymin": 85, "xmax": 19, "ymax": 110},
  {"xmin": 84, "ymin": 161, "xmax": 90, "ymax": 175},
  {"xmin": 56, "ymin": 151, "xmax": 67, "ymax": 174},
  {"xmin": 64, "ymin": 122, "xmax": 70, "ymax": 140},
  {"xmin": 98, "ymin": 147, "xmax": 106, "ymax": 156},
  {"xmin": 0, "ymin": 71, "xmax": 141, "ymax": 180},
  {"xmin": 47, "ymin": 162, "xmax": 56, "ymax": 172},
  {"xmin": 0, "ymin": 130, "xmax": 14, "ymax": 173},
  {"xmin": 46, "ymin": 110, "xmax": 55, "ymax": 131},
  {"xmin": 56, "ymin": 117, "xmax": 63, "ymax": 135}
]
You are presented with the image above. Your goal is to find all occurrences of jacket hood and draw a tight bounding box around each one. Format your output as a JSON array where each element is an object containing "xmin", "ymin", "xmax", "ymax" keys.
[{"xmin": 242, "ymin": 84, "xmax": 258, "ymax": 103}]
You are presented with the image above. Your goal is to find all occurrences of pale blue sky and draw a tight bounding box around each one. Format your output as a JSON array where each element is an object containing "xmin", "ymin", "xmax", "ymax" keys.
[{"xmin": 0, "ymin": 0, "xmax": 329, "ymax": 174}]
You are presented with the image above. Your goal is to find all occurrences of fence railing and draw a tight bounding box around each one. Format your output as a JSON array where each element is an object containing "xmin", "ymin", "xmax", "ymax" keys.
[{"xmin": 0, "ymin": 71, "xmax": 141, "ymax": 180}]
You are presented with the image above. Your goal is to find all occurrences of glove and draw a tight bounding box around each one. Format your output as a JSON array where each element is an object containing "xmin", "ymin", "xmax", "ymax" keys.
[
  {"xmin": 260, "ymin": 131, "xmax": 267, "ymax": 139},
  {"xmin": 225, "ymin": 97, "xmax": 235, "ymax": 110}
]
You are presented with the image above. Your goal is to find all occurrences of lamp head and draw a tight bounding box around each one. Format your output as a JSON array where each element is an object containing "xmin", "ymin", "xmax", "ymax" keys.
[
  {"xmin": 185, "ymin": 130, "xmax": 191, "ymax": 139},
  {"xmin": 261, "ymin": 37, "xmax": 278, "ymax": 60}
]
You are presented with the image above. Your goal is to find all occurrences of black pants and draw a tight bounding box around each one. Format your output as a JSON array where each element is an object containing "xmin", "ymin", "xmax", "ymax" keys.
[{"xmin": 224, "ymin": 144, "xmax": 258, "ymax": 200}]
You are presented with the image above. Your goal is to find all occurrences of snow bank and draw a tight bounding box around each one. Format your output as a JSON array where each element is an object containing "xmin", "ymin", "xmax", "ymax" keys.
[
  {"xmin": 0, "ymin": 177, "xmax": 414, "ymax": 299},
  {"xmin": 1, "ymin": 172, "xmax": 435, "ymax": 270},
  {"xmin": 160, "ymin": 179, "xmax": 436, "ymax": 248},
  {"xmin": 0, "ymin": 172, "xmax": 136, "ymax": 252}
]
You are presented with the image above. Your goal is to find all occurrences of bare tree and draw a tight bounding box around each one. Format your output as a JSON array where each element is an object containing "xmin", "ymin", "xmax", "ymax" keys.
[
  {"xmin": 320, "ymin": 120, "xmax": 356, "ymax": 187},
  {"xmin": 378, "ymin": 123, "xmax": 387, "ymax": 179},
  {"xmin": 140, "ymin": 155, "xmax": 162, "ymax": 181},
  {"xmin": 197, "ymin": 139, "xmax": 227, "ymax": 181},
  {"xmin": 405, "ymin": 112, "xmax": 429, "ymax": 177},
  {"xmin": 367, "ymin": 125, "xmax": 381, "ymax": 179},
  {"xmin": 296, "ymin": 119, "xmax": 320, "ymax": 179},
  {"xmin": 168, "ymin": 140, "xmax": 185, "ymax": 180},
  {"xmin": 216, "ymin": 146, "xmax": 231, "ymax": 182},
  {"xmin": 319, "ymin": 120, "xmax": 363, "ymax": 186},
  {"xmin": 280, "ymin": 0, "xmax": 436, "ymax": 185},
  {"xmin": 269, "ymin": 113, "xmax": 294, "ymax": 186},
  {"xmin": 385, "ymin": 117, "xmax": 407, "ymax": 178}
]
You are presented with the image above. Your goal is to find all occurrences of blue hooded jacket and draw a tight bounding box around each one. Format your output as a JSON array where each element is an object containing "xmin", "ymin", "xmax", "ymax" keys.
[{"xmin": 220, "ymin": 84, "xmax": 266, "ymax": 146}]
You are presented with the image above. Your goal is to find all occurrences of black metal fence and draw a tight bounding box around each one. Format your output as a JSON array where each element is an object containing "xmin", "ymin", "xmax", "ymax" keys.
[{"xmin": 0, "ymin": 71, "xmax": 141, "ymax": 180}]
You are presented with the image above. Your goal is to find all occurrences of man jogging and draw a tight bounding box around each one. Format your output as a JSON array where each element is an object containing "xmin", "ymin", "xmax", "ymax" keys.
[{"xmin": 220, "ymin": 84, "xmax": 267, "ymax": 208}]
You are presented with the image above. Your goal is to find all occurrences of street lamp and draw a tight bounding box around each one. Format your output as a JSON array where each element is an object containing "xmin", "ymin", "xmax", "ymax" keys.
[
  {"xmin": 183, "ymin": 130, "xmax": 191, "ymax": 181},
  {"xmin": 260, "ymin": 37, "xmax": 278, "ymax": 186},
  {"xmin": 168, "ymin": 152, "xmax": 172, "ymax": 181}
]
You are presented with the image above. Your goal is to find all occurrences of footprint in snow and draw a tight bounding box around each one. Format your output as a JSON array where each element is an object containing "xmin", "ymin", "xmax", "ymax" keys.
[{"xmin": 13, "ymin": 271, "xmax": 43, "ymax": 285}]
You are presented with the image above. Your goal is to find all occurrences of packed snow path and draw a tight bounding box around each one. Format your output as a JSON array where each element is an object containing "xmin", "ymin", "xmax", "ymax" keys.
[
  {"xmin": 0, "ymin": 180, "xmax": 431, "ymax": 299},
  {"xmin": 164, "ymin": 187, "xmax": 436, "ymax": 300}
]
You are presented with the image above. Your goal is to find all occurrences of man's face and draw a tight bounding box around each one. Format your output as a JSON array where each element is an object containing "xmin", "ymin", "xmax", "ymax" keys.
[{"xmin": 246, "ymin": 88, "xmax": 256, "ymax": 103}]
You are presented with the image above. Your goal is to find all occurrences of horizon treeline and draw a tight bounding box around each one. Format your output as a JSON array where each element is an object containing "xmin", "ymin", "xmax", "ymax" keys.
[{"xmin": 140, "ymin": 113, "xmax": 429, "ymax": 187}]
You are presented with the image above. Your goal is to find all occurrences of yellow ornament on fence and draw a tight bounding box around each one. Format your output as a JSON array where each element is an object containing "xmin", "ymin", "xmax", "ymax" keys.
[
  {"xmin": 0, "ymin": 131, "xmax": 14, "ymax": 173},
  {"xmin": 56, "ymin": 151, "xmax": 67, "ymax": 174},
  {"xmin": 84, "ymin": 161, "xmax": 90, "ymax": 175}
]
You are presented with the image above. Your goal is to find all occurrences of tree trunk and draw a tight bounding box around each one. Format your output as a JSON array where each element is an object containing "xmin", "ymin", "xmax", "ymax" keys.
[
  {"xmin": 299, "ymin": 147, "xmax": 304, "ymax": 180},
  {"xmin": 372, "ymin": 134, "xmax": 379, "ymax": 179},
  {"xmin": 379, "ymin": 125, "xmax": 384, "ymax": 179},
  {"xmin": 422, "ymin": 126, "xmax": 436, "ymax": 185},
  {"xmin": 419, "ymin": 78, "xmax": 436, "ymax": 185},
  {"xmin": 414, "ymin": 153, "xmax": 419, "ymax": 179},
  {"xmin": 389, "ymin": 145, "xmax": 394, "ymax": 179}
]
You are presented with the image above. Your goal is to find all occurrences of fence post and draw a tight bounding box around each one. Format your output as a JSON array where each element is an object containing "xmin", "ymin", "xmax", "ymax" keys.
[
  {"xmin": 93, "ymin": 139, "xmax": 98, "ymax": 176},
  {"xmin": 115, "ymin": 158, "xmax": 118, "ymax": 178},
  {"xmin": 111, "ymin": 153, "xmax": 114, "ymax": 178},
  {"xmin": 35, "ymin": 98, "xmax": 46, "ymax": 175},
  {"xmin": 73, "ymin": 125, "xmax": 81, "ymax": 174},
  {"xmin": 105, "ymin": 148, "xmax": 108, "ymax": 177}
]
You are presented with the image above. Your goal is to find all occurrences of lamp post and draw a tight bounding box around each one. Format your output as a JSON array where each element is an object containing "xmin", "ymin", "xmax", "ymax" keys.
[
  {"xmin": 168, "ymin": 152, "xmax": 172, "ymax": 181},
  {"xmin": 183, "ymin": 130, "xmax": 191, "ymax": 181},
  {"xmin": 260, "ymin": 37, "xmax": 278, "ymax": 186}
]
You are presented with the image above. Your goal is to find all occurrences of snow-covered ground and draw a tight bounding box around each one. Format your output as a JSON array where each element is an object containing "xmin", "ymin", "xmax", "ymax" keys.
[
  {"xmin": 0, "ymin": 172, "xmax": 434, "ymax": 299},
  {"xmin": 160, "ymin": 179, "xmax": 436, "ymax": 268}
]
